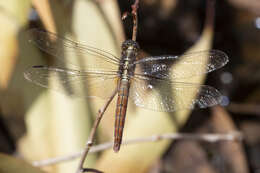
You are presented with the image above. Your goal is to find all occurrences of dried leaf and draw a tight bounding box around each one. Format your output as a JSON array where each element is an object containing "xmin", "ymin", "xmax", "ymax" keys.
[
  {"xmin": 32, "ymin": 0, "xmax": 56, "ymax": 33},
  {"xmin": 0, "ymin": 0, "xmax": 31, "ymax": 88}
]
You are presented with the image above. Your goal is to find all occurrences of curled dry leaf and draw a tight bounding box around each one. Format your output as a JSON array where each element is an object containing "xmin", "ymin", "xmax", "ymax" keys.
[
  {"xmin": 0, "ymin": 0, "xmax": 31, "ymax": 89},
  {"xmin": 31, "ymin": 0, "xmax": 56, "ymax": 33},
  {"xmin": 210, "ymin": 106, "xmax": 249, "ymax": 173},
  {"xmin": 0, "ymin": 12, "xmax": 18, "ymax": 89},
  {"xmin": 227, "ymin": 0, "xmax": 260, "ymax": 15},
  {"xmin": 0, "ymin": 0, "xmax": 30, "ymax": 88}
]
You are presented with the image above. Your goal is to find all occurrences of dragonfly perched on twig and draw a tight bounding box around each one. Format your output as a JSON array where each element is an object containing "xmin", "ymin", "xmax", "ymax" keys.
[{"xmin": 24, "ymin": 28, "xmax": 228, "ymax": 152}]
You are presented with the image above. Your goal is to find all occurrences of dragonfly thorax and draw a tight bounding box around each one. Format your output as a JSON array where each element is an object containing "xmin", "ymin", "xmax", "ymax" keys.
[
  {"xmin": 117, "ymin": 40, "xmax": 139, "ymax": 78},
  {"xmin": 121, "ymin": 40, "xmax": 139, "ymax": 63}
]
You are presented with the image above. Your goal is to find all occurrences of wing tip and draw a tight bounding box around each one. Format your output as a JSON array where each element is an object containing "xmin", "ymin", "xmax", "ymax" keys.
[
  {"xmin": 208, "ymin": 86, "xmax": 223, "ymax": 106},
  {"xmin": 195, "ymin": 85, "xmax": 224, "ymax": 108},
  {"xmin": 24, "ymin": 65, "xmax": 47, "ymax": 82},
  {"xmin": 26, "ymin": 28, "xmax": 48, "ymax": 49},
  {"xmin": 23, "ymin": 71, "xmax": 31, "ymax": 82},
  {"xmin": 211, "ymin": 49, "xmax": 229, "ymax": 66},
  {"xmin": 24, "ymin": 67, "xmax": 35, "ymax": 83}
]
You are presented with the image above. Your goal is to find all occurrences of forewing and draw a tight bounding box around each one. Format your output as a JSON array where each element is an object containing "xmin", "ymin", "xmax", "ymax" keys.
[
  {"xmin": 133, "ymin": 50, "xmax": 228, "ymax": 80},
  {"xmin": 129, "ymin": 76, "xmax": 222, "ymax": 112},
  {"xmin": 24, "ymin": 66, "xmax": 119, "ymax": 99},
  {"xmin": 28, "ymin": 29, "xmax": 120, "ymax": 71}
]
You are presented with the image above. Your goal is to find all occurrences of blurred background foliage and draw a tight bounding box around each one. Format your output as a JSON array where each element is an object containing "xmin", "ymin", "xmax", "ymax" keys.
[{"xmin": 0, "ymin": 0, "xmax": 260, "ymax": 173}]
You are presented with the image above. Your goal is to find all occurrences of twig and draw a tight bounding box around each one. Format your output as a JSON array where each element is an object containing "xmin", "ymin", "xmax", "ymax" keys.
[
  {"xmin": 122, "ymin": 0, "xmax": 140, "ymax": 41},
  {"xmin": 33, "ymin": 131, "xmax": 243, "ymax": 167},
  {"xmin": 131, "ymin": 0, "xmax": 139, "ymax": 41},
  {"xmin": 75, "ymin": 89, "xmax": 117, "ymax": 173},
  {"xmin": 205, "ymin": 0, "xmax": 215, "ymax": 29}
]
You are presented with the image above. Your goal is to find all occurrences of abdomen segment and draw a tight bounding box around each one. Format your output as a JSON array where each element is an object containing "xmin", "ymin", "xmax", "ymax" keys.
[{"xmin": 113, "ymin": 79, "xmax": 130, "ymax": 152}]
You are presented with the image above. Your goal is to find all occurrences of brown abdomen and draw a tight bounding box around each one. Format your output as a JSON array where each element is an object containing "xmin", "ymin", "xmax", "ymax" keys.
[{"xmin": 113, "ymin": 79, "xmax": 130, "ymax": 152}]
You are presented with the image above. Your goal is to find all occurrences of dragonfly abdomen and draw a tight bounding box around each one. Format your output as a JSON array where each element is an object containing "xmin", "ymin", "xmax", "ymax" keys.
[{"xmin": 114, "ymin": 79, "xmax": 130, "ymax": 152}]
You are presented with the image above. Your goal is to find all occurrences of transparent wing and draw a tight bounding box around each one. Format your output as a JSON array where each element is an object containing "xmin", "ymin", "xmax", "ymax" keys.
[
  {"xmin": 129, "ymin": 76, "xmax": 222, "ymax": 112},
  {"xmin": 28, "ymin": 28, "xmax": 120, "ymax": 71},
  {"xmin": 24, "ymin": 66, "xmax": 119, "ymax": 99},
  {"xmin": 132, "ymin": 50, "xmax": 228, "ymax": 80}
]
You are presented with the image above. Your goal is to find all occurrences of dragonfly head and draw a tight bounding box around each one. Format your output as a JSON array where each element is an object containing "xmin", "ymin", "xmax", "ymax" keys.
[{"xmin": 122, "ymin": 40, "xmax": 140, "ymax": 52}]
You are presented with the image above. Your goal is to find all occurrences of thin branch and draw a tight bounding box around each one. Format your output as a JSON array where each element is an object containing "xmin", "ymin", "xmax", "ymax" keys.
[
  {"xmin": 33, "ymin": 131, "xmax": 243, "ymax": 167},
  {"xmin": 205, "ymin": 0, "xmax": 216, "ymax": 29},
  {"xmin": 122, "ymin": 0, "xmax": 140, "ymax": 41},
  {"xmin": 75, "ymin": 89, "xmax": 117, "ymax": 173},
  {"xmin": 131, "ymin": 0, "xmax": 139, "ymax": 41}
]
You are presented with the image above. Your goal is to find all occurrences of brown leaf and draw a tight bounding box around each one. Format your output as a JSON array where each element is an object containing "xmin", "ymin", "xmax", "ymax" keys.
[{"xmin": 209, "ymin": 106, "xmax": 249, "ymax": 173}]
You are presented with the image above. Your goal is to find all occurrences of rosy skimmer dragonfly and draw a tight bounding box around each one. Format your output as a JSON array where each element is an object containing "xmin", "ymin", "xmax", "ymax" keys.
[{"xmin": 24, "ymin": 29, "xmax": 228, "ymax": 152}]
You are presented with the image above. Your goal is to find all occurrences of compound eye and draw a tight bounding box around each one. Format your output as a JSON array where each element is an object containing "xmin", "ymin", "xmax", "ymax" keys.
[{"xmin": 134, "ymin": 42, "xmax": 140, "ymax": 50}]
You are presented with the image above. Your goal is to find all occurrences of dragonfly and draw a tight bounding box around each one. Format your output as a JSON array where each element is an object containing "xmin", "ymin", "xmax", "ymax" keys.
[{"xmin": 24, "ymin": 29, "xmax": 228, "ymax": 152}]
